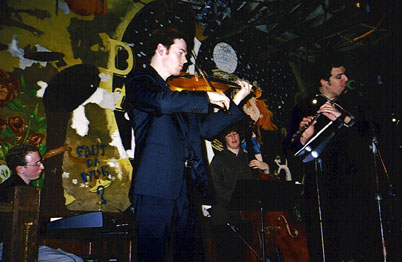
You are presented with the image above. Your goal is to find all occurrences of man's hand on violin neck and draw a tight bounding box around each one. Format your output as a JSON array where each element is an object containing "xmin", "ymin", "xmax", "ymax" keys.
[
  {"xmin": 233, "ymin": 79, "xmax": 253, "ymax": 105},
  {"xmin": 207, "ymin": 92, "xmax": 230, "ymax": 110}
]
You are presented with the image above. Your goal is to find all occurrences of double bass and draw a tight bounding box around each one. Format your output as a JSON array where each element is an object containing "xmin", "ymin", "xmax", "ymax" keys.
[
  {"xmin": 240, "ymin": 175, "xmax": 309, "ymax": 262},
  {"xmin": 240, "ymin": 125, "xmax": 309, "ymax": 262},
  {"xmin": 241, "ymin": 208, "xmax": 309, "ymax": 262}
]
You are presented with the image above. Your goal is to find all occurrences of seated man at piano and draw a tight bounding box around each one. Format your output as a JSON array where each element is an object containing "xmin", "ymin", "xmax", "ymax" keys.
[
  {"xmin": 283, "ymin": 52, "xmax": 382, "ymax": 261},
  {"xmin": 0, "ymin": 144, "xmax": 84, "ymax": 262},
  {"xmin": 209, "ymin": 123, "xmax": 269, "ymax": 262}
]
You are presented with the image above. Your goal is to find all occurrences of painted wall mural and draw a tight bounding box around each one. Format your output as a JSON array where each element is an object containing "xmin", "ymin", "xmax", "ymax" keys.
[
  {"xmin": 0, "ymin": 0, "xmax": 146, "ymax": 212},
  {"xmin": 0, "ymin": 0, "xmax": 301, "ymax": 212},
  {"xmin": 0, "ymin": 68, "xmax": 47, "ymax": 184}
]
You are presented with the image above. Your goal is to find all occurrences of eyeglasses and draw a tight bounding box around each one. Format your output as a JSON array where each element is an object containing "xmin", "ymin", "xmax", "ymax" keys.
[{"xmin": 25, "ymin": 159, "xmax": 43, "ymax": 167}]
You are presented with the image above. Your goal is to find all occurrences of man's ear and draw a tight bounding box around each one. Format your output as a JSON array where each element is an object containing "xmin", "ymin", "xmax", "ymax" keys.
[
  {"xmin": 15, "ymin": 165, "xmax": 24, "ymax": 174},
  {"xmin": 320, "ymin": 78, "xmax": 329, "ymax": 87},
  {"xmin": 156, "ymin": 43, "xmax": 167, "ymax": 56}
]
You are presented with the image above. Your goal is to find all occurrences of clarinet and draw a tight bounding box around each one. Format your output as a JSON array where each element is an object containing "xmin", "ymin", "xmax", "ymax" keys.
[
  {"xmin": 290, "ymin": 94, "xmax": 355, "ymax": 144},
  {"xmin": 290, "ymin": 112, "xmax": 322, "ymax": 144}
]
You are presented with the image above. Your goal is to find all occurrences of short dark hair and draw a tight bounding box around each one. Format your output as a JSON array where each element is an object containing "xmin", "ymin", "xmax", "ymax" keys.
[
  {"xmin": 6, "ymin": 144, "xmax": 40, "ymax": 173},
  {"xmin": 147, "ymin": 28, "xmax": 187, "ymax": 57},
  {"xmin": 220, "ymin": 121, "xmax": 244, "ymax": 146},
  {"xmin": 313, "ymin": 51, "xmax": 346, "ymax": 82}
]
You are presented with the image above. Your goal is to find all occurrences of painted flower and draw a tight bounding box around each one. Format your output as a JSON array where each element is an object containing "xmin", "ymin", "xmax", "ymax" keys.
[
  {"xmin": 0, "ymin": 69, "xmax": 20, "ymax": 107},
  {"xmin": 27, "ymin": 132, "xmax": 44, "ymax": 146},
  {"xmin": 8, "ymin": 116, "xmax": 25, "ymax": 134},
  {"xmin": 0, "ymin": 116, "xmax": 6, "ymax": 131}
]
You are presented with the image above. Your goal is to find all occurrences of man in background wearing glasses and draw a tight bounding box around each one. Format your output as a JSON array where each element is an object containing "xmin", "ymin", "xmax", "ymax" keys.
[
  {"xmin": 0, "ymin": 144, "xmax": 45, "ymax": 201},
  {"xmin": 0, "ymin": 144, "xmax": 84, "ymax": 261}
]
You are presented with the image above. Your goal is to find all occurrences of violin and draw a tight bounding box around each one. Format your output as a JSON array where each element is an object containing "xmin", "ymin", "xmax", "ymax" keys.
[
  {"xmin": 168, "ymin": 50, "xmax": 243, "ymax": 92},
  {"xmin": 168, "ymin": 52, "xmax": 255, "ymax": 115},
  {"xmin": 168, "ymin": 72, "xmax": 240, "ymax": 92}
]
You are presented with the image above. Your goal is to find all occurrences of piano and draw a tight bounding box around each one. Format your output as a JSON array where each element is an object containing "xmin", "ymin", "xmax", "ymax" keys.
[
  {"xmin": 42, "ymin": 211, "xmax": 136, "ymax": 262},
  {"xmin": 47, "ymin": 211, "xmax": 103, "ymax": 229}
]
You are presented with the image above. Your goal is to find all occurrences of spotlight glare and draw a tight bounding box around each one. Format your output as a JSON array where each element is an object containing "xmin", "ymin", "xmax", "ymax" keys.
[{"xmin": 312, "ymin": 151, "xmax": 319, "ymax": 159}]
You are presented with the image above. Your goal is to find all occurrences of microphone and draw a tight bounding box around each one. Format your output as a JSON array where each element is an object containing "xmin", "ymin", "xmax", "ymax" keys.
[{"xmin": 346, "ymin": 80, "xmax": 364, "ymax": 90}]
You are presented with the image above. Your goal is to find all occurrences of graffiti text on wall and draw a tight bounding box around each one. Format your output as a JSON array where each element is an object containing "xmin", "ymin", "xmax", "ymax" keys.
[{"xmin": 77, "ymin": 145, "xmax": 110, "ymax": 182}]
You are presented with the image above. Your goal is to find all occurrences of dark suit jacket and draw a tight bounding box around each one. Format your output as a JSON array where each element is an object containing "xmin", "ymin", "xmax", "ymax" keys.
[{"xmin": 125, "ymin": 67, "xmax": 244, "ymax": 201}]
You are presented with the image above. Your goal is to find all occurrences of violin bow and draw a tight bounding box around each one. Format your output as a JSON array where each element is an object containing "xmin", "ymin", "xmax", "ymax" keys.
[{"xmin": 191, "ymin": 50, "xmax": 231, "ymax": 114}]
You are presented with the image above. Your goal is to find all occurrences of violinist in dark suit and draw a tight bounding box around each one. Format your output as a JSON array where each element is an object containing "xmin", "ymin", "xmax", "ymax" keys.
[{"xmin": 125, "ymin": 28, "xmax": 252, "ymax": 262}]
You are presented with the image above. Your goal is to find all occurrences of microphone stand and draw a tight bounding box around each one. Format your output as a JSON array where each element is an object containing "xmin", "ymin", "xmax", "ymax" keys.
[
  {"xmin": 371, "ymin": 135, "xmax": 388, "ymax": 262},
  {"xmin": 314, "ymin": 158, "xmax": 326, "ymax": 262}
]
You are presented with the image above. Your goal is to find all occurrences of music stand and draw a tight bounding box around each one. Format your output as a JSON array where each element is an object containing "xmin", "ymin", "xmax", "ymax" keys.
[
  {"xmin": 228, "ymin": 179, "xmax": 302, "ymax": 262},
  {"xmin": 293, "ymin": 119, "xmax": 344, "ymax": 261},
  {"xmin": 294, "ymin": 120, "xmax": 344, "ymax": 163}
]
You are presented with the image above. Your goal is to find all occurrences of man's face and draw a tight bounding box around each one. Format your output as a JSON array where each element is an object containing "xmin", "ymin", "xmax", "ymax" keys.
[
  {"xmin": 321, "ymin": 66, "xmax": 348, "ymax": 98},
  {"xmin": 225, "ymin": 131, "xmax": 240, "ymax": 151},
  {"xmin": 20, "ymin": 151, "xmax": 44, "ymax": 183},
  {"xmin": 162, "ymin": 38, "xmax": 188, "ymax": 77}
]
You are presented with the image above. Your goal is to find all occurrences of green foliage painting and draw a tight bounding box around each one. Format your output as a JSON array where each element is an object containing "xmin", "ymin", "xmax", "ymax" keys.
[{"xmin": 0, "ymin": 70, "xmax": 46, "ymax": 186}]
